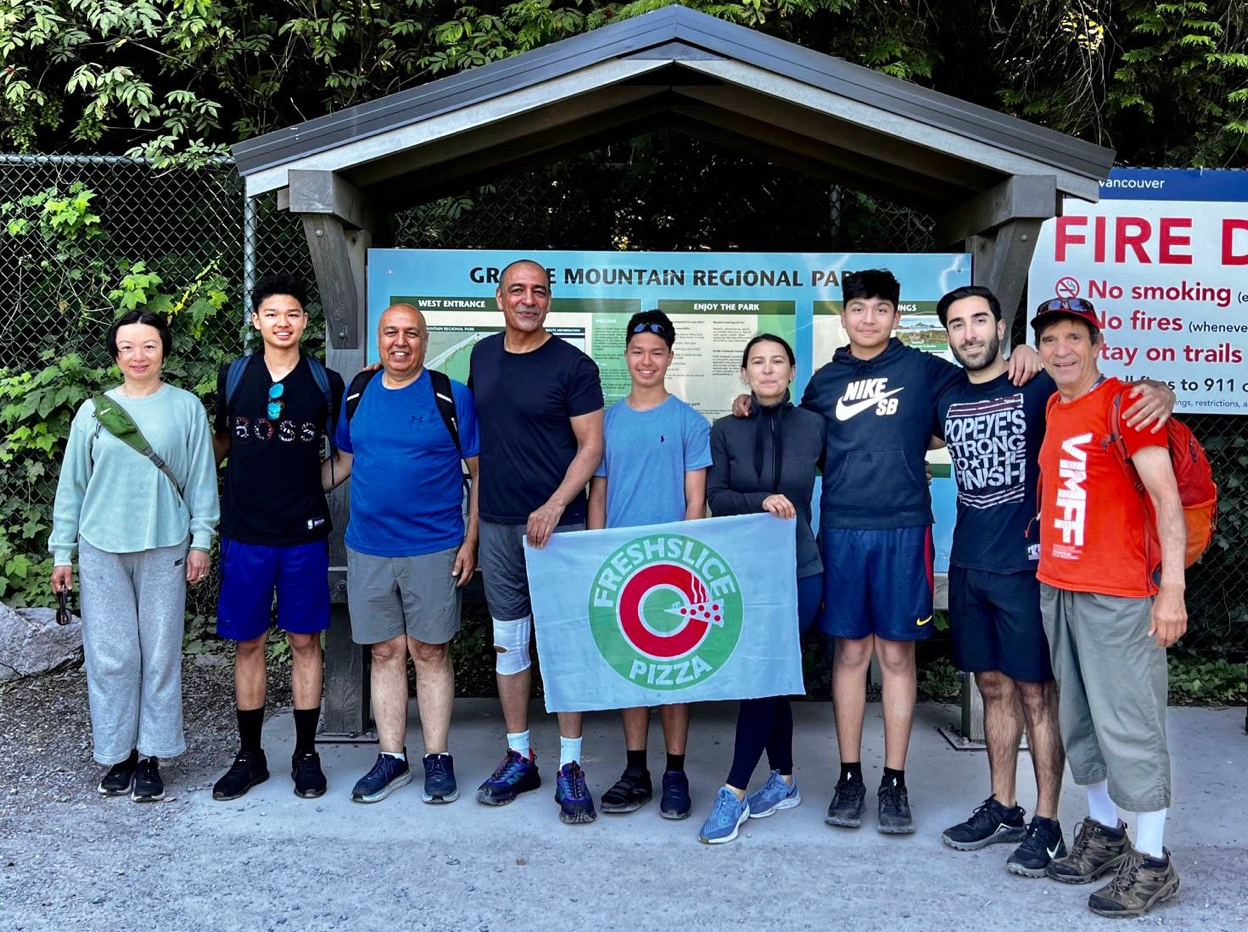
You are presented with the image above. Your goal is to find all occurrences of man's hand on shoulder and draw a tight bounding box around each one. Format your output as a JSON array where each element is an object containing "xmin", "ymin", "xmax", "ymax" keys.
[
  {"xmin": 526, "ymin": 500, "xmax": 565, "ymax": 549},
  {"xmin": 1122, "ymin": 380, "xmax": 1176, "ymax": 434},
  {"xmin": 1006, "ymin": 344, "xmax": 1042, "ymax": 385},
  {"xmin": 731, "ymin": 394, "xmax": 752, "ymax": 418}
]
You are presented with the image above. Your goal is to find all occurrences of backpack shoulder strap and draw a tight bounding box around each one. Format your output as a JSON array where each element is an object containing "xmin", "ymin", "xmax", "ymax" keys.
[
  {"xmin": 303, "ymin": 356, "xmax": 337, "ymax": 446},
  {"xmin": 427, "ymin": 368, "xmax": 462, "ymax": 458},
  {"xmin": 345, "ymin": 368, "xmax": 381, "ymax": 422},
  {"xmin": 224, "ymin": 355, "xmax": 252, "ymax": 407}
]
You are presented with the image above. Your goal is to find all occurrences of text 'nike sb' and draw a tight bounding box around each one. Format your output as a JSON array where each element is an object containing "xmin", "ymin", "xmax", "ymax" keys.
[{"xmin": 834, "ymin": 379, "xmax": 904, "ymax": 421}]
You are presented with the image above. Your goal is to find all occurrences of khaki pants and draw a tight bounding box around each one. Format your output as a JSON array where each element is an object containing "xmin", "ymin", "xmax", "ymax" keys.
[{"xmin": 1040, "ymin": 584, "xmax": 1170, "ymax": 812}]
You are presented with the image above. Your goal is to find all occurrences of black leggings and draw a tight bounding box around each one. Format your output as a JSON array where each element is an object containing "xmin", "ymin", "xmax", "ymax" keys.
[{"xmin": 726, "ymin": 573, "xmax": 822, "ymax": 790}]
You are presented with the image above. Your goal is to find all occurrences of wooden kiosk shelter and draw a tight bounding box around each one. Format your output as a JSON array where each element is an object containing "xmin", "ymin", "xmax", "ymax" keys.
[{"xmin": 231, "ymin": 4, "xmax": 1115, "ymax": 736}]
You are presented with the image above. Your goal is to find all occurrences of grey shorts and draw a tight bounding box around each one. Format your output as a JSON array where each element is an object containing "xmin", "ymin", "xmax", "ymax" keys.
[
  {"xmin": 347, "ymin": 546, "xmax": 462, "ymax": 645},
  {"xmin": 1040, "ymin": 584, "xmax": 1170, "ymax": 812},
  {"xmin": 478, "ymin": 520, "xmax": 584, "ymax": 620}
]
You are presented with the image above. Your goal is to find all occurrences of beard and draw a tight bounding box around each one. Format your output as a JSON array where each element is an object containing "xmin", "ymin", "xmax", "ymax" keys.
[{"xmin": 952, "ymin": 331, "xmax": 1001, "ymax": 372}]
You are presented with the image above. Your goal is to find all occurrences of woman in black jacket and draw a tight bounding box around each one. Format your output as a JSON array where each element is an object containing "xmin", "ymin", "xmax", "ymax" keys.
[{"xmin": 697, "ymin": 334, "xmax": 826, "ymax": 844}]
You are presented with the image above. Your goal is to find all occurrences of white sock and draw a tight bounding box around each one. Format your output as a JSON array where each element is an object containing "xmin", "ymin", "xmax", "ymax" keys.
[
  {"xmin": 1133, "ymin": 808, "xmax": 1168, "ymax": 858},
  {"xmin": 381, "ymin": 750, "xmax": 406, "ymax": 762},
  {"xmin": 1085, "ymin": 780, "xmax": 1119, "ymax": 827},
  {"xmin": 560, "ymin": 735, "xmax": 582, "ymax": 768},
  {"xmin": 507, "ymin": 730, "xmax": 531, "ymax": 757}
]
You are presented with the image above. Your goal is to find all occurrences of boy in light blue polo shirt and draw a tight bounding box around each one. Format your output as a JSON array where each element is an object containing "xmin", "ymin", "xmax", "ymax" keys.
[{"xmin": 587, "ymin": 309, "xmax": 712, "ymax": 820}]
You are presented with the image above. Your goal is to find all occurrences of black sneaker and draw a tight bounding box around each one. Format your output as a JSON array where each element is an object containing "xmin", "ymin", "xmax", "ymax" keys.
[
  {"xmin": 659, "ymin": 769, "xmax": 692, "ymax": 820},
  {"xmin": 942, "ymin": 796, "xmax": 1027, "ymax": 850},
  {"xmin": 291, "ymin": 750, "xmax": 327, "ymax": 799},
  {"xmin": 131, "ymin": 757, "xmax": 164, "ymax": 802},
  {"xmin": 98, "ymin": 750, "xmax": 138, "ymax": 796},
  {"xmin": 825, "ymin": 777, "xmax": 866, "ymax": 828},
  {"xmin": 600, "ymin": 767, "xmax": 653, "ymax": 814},
  {"xmin": 213, "ymin": 749, "xmax": 270, "ymax": 801},
  {"xmin": 1008, "ymin": 816, "xmax": 1067, "ymax": 877},
  {"xmin": 877, "ymin": 782, "xmax": 915, "ymax": 834}
]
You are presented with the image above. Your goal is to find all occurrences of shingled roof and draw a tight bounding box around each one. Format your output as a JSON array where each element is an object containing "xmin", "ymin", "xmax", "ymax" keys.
[{"xmin": 232, "ymin": 4, "xmax": 1113, "ymax": 211}]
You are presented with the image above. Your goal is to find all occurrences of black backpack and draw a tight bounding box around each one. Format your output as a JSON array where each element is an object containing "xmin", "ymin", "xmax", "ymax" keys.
[{"xmin": 345, "ymin": 367, "xmax": 465, "ymax": 462}]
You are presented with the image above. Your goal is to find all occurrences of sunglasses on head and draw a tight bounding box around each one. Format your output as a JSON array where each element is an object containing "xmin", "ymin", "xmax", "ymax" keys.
[
  {"xmin": 632, "ymin": 322, "xmax": 665, "ymax": 335},
  {"xmin": 267, "ymin": 382, "xmax": 285, "ymax": 420},
  {"xmin": 1036, "ymin": 297, "xmax": 1096, "ymax": 314}
]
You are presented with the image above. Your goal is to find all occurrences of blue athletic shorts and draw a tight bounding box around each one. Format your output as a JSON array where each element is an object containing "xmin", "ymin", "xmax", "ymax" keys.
[
  {"xmin": 216, "ymin": 538, "xmax": 331, "ymax": 641},
  {"xmin": 948, "ymin": 566, "xmax": 1053, "ymax": 683},
  {"xmin": 818, "ymin": 526, "xmax": 934, "ymax": 642}
]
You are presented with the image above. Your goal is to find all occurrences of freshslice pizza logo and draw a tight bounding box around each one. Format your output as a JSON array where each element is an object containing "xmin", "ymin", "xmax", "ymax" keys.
[{"xmin": 589, "ymin": 534, "xmax": 743, "ymax": 690}]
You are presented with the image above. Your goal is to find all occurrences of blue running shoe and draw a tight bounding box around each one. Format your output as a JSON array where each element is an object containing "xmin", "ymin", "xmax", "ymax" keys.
[
  {"xmin": 476, "ymin": 749, "xmax": 541, "ymax": 806},
  {"xmin": 660, "ymin": 769, "xmax": 692, "ymax": 820},
  {"xmin": 747, "ymin": 770, "xmax": 801, "ymax": 819},
  {"xmin": 351, "ymin": 753, "xmax": 411, "ymax": 804},
  {"xmin": 555, "ymin": 762, "xmax": 597, "ymax": 824},
  {"xmin": 699, "ymin": 786, "xmax": 750, "ymax": 844},
  {"xmin": 422, "ymin": 753, "xmax": 459, "ymax": 804}
]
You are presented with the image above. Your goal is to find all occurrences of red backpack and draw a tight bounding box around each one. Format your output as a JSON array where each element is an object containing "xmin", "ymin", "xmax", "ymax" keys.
[{"xmin": 1107, "ymin": 391, "xmax": 1218, "ymax": 568}]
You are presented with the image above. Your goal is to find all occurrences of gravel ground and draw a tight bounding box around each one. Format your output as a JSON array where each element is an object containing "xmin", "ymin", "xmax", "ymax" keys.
[{"xmin": 0, "ymin": 653, "xmax": 288, "ymax": 817}]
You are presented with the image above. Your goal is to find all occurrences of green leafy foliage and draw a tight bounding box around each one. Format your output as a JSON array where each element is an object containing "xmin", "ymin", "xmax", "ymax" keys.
[
  {"xmin": 1167, "ymin": 656, "xmax": 1246, "ymax": 705},
  {"xmin": 0, "ymin": 184, "xmax": 233, "ymax": 606}
]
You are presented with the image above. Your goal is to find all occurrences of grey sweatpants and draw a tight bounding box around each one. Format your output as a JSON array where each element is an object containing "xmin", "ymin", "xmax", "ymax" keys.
[
  {"xmin": 79, "ymin": 538, "xmax": 189, "ymax": 764},
  {"xmin": 1040, "ymin": 584, "xmax": 1171, "ymax": 812}
]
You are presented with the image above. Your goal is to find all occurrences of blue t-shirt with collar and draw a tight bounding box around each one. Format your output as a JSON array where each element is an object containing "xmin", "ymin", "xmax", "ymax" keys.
[
  {"xmin": 594, "ymin": 394, "xmax": 712, "ymax": 528},
  {"xmin": 334, "ymin": 368, "xmax": 479, "ymax": 557}
]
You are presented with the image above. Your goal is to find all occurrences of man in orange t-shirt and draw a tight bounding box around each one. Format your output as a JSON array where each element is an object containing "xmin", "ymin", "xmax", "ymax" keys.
[{"xmin": 1033, "ymin": 298, "xmax": 1187, "ymax": 919}]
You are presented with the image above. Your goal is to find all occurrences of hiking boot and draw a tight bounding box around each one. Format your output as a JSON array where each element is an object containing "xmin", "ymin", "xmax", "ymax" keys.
[
  {"xmin": 476, "ymin": 749, "xmax": 541, "ymax": 805},
  {"xmin": 422, "ymin": 753, "xmax": 459, "ymax": 804},
  {"xmin": 213, "ymin": 749, "xmax": 270, "ymax": 801},
  {"xmin": 600, "ymin": 767, "xmax": 652, "ymax": 814},
  {"xmin": 291, "ymin": 750, "xmax": 326, "ymax": 799},
  {"xmin": 131, "ymin": 757, "xmax": 164, "ymax": 803},
  {"xmin": 555, "ymin": 762, "xmax": 596, "ymax": 824},
  {"xmin": 1088, "ymin": 848, "xmax": 1179, "ymax": 917},
  {"xmin": 1046, "ymin": 817, "xmax": 1130, "ymax": 884},
  {"xmin": 877, "ymin": 782, "xmax": 915, "ymax": 834},
  {"xmin": 98, "ymin": 750, "xmax": 138, "ymax": 796},
  {"xmin": 351, "ymin": 753, "xmax": 411, "ymax": 804},
  {"xmin": 825, "ymin": 777, "xmax": 866, "ymax": 828},
  {"xmin": 660, "ymin": 770, "xmax": 692, "ymax": 820},
  {"xmin": 942, "ymin": 796, "xmax": 1027, "ymax": 850},
  {"xmin": 1007, "ymin": 816, "xmax": 1066, "ymax": 877},
  {"xmin": 698, "ymin": 786, "xmax": 750, "ymax": 844},
  {"xmin": 746, "ymin": 770, "xmax": 801, "ymax": 819}
]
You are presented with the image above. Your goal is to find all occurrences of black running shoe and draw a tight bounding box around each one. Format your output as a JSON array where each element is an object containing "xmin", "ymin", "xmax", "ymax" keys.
[
  {"xmin": 1008, "ymin": 816, "xmax": 1067, "ymax": 877},
  {"xmin": 600, "ymin": 767, "xmax": 653, "ymax": 814},
  {"xmin": 825, "ymin": 777, "xmax": 866, "ymax": 828},
  {"xmin": 213, "ymin": 749, "xmax": 270, "ymax": 801},
  {"xmin": 98, "ymin": 750, "xmax": 138, "ymax": 796},
  {"xmin": 131, "ymin": 757, "xmax": 164, "ymax": 803},
  {"xmin": 291, "ymin": 750, "xmax": 327, "ymax": 799},
  {"xmin": 942, "ymin": 796, "xmax": 1027, "ymax": 850},
  {"xmin": 877, "ymin": 782, "xmax": 915, "ymax": 834}
]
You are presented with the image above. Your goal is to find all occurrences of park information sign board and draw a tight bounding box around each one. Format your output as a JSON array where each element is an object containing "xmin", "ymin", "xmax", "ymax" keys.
[
  {"xmin": 1028, "ymin": 168, "xmax": 1248, "ymax": 414},
  {"xmin": 368, "ymin": 248, "xmax": 970, "ymax": 569}
]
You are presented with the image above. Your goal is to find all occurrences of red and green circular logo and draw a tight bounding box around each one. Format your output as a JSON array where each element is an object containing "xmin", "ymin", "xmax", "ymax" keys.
[{"xmin": 588, "ymin": 533, "xmax": 743, "ymax": 690}]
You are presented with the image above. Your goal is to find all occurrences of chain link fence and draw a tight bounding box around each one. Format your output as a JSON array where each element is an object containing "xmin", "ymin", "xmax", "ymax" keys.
[{"xmin": 1, "ymin": 147, "xmax": 1243, "ymax": 671}]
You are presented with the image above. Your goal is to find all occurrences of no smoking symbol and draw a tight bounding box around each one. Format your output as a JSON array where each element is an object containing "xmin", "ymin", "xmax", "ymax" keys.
[{"xmin": 1055, "ymin": 277, "xmax": 1080, "ymax": 298}]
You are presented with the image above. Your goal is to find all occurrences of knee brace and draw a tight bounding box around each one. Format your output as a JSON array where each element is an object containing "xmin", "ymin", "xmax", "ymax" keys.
[{"xmin": 493, "ymin": 616, "xmax": 532, "ymax": 675}]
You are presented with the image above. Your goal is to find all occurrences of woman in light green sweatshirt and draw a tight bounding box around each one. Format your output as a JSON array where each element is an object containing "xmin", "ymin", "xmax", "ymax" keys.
[{"xmin": 49, "ymin": 310, "xmax": 219, "ymax": 802}]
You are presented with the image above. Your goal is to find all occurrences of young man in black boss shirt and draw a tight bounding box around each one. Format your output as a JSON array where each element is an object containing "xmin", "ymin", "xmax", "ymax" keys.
[{"xmin": 210, "ymin": 274, "xmax": 345, "ymax": 801}]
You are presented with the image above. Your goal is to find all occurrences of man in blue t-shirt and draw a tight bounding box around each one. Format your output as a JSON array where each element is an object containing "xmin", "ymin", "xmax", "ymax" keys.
[
  {"xmin": 470, "ymin": 259, "xmax": 605, "ymax": 825},
  {"xmin": 933, "ymin": 285, "xmax": 1173, "ymax": 877},
  {"xmin": 326, "ymin": 303, "xmax": 480, "ymax": 805},
  {"xmin": 587, "ymin": 310, "xmax": 712, "ymax": 821}
]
